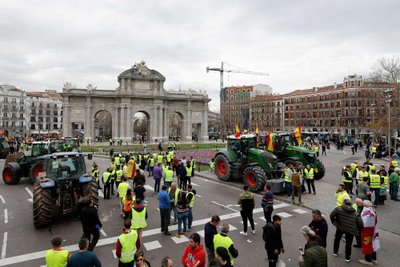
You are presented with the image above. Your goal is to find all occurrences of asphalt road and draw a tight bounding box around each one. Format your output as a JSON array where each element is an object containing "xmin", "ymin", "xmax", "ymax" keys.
[{"xmin": 0, "ymin": 150, "xmax": 400, "ymax": 267}]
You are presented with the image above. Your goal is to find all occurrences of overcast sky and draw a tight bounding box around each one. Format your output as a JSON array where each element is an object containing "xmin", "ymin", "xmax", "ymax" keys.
[{"xmin": 1, "ymin": 0, "xmax": 399, "ymax": 111}]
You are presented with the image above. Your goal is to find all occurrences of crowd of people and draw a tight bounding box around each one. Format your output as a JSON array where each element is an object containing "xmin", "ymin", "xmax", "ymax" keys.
[{"xmin": 43, "ymin": 144, "xmax": 398, "ymax": 267}]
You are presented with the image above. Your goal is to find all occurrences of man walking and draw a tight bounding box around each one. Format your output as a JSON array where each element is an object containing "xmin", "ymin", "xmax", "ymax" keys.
[
  {"xmin": 186, "ymin": 184, "xmax": 196, "ymax": 230},
  {"xmin": 153, "ymin": 163, "xmax": 162, "ymax": 193},
  {"xmin": 102, "ymin": 168, "xmax": 112, "ymax": 199},
  {"xmin": 283, "ymin": 164, "xmax": 293, "ymax": 198},
  {"xmin": 67, "ymin": 238, "xmax": 102, "ymax": 267},
  {"xmin": 204, "ymin": 215, "xmax": 220, "ymax": 264},
  {"xmin": 330, "ymin": 196, "xmax": 362, "ymax": 263},
  {"xmin": 79, "ymin": 199, "xmax": 102, "ymax": 251},
  {"xmin": 168, "ymin": 183, "xmax": 180, "ymax": 224},
  {"xmin": 263, "ymin": 215, "xmax": 285, "ymax": 267},
  {"xmin": 181, "ymin": 233, "xmax": 206, "ymax": 267},
  {"xmin": 158, "ymin": 185, "xmax": 172, "ymax": 235},
  {"xmin": 238, "ymin": 185, "xmax": 255, "ymax": 235},
  {"xmin": 261, "ymin": 184, "xmax": 274, "ymax": 223},
  {"xmin": 291, "ymin": 167, "xmax": 302, "ymax": 205}
]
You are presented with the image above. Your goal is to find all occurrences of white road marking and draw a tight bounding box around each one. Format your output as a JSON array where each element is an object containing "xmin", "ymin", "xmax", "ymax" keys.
[
  {"xmin": 25, "ymin": 187, "xmax": 33, "ymax": 203},
  {"xmin": 276, "ymin": 212, "xmax": 292, "ymax": 218},
  {"xmin": 240, "ymin": 221, "xmax": 257, "ymax": 225},
  {"xmin": 25, "ymin": 187, "xmax": 33, "ymax": 197},
  {"xmin": 211, "ymin": 201, "xmax": 239, "ymax": 212},
  {"xmin": 171, "ymin": 235, "xmax": 189, "ymax": 244},
  {"xmin": 112, "ymin": 249, "xmax": 117, "ymax": 259},
  {"xmin": 0, "ymin": 195, "xmax": 5, "ymax": 204},
  {"xmin": 191, "ymin": 182, "xmax": 200, "ymax": 186},
  {"xmin": 259, "ymin": 217, "xmax": 266, "ymax": 221},
  {"xmin": 196, "ymin": 194, "xmax": 202, "ymax": 198},
  {"xmin": 197, "ymin": 230, "xmax": 205, "ymax": 238},
  {"xmin": 0, "ymin": 202, "xmax": 290, "ymax": 266},
  {"xmin": 228, "ymin": 224, "xmax": 237, "ymax": 231},
  {"xmin": 292, "ymin": 208, "xmax": 307, "ymax": 214},
  {"xmin": 1, "ymin": 232, "xmax": 7, "ymax": 259},
  {"xmin": 100, "ymin": 229, "xmax": 107, "ymax": 237},
  {"xmin": 143, "ymin": 240, "xmax": 162, "ymax": 251},
  {"xmin": 3, "ymin": 210, "xmax": 7, "ymax": 224},
  {"xmin": 144, "ymin": 184, "xmax": 154, "ymax": 191}
]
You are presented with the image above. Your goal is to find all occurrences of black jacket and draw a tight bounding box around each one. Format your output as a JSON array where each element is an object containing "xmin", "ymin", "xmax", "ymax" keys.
[
  {"xmin": 308, "ymin": 218, "xmax": 328, "ymax": 248},
  {"xmin": 263, "ymin": 222, "xmax": 283, "ymax": 252},
  {"xmin": 80, "ymin": 205, "xmax": 102, "ymax": 231},
  {"xmin": 204, "ymin": 222, "xmax": 218, "ymax": 250}
]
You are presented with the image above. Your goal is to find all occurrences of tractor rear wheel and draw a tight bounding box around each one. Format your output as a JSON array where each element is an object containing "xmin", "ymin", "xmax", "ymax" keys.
[
  {"xmin": 243, "ymin": 165, "xmax": 266, "ymax": 192},
  {"xmin": 33, "ymin": 185, "xmax": 52, "ymax": 228},
  {"xmin": 2, "ymin": 165, "xmax": 21, "ymax": 185},
  {"xmin": 30, "ymin": 162, "xmax": 44, "ymax": 184},
  {"xmin": 215, "ymin": 154, "xmax": 233, "ymax": 181},
  {"xmin": 89, "ymin": 181, "xmax": 99, "ymax": 207},
  {"xmin": 314, "ymin": 161, "xmax": 325, "ymax": 180}
]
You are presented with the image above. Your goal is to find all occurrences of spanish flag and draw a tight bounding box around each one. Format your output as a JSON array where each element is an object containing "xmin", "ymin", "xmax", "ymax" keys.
[
  {"xmin": 266, "ymin": 132, "xmax": 274, "ymax": 152},
  {"xmin": 255, "ymin": 123, "xmax": 260, "ymax": 135},
  {"xmin": 294, "ymin": 125, "xmax": 302, "ymax": 145},
  {"xmin": 235, "ymin": 124, "xmax": 241, "ymax": 138}
]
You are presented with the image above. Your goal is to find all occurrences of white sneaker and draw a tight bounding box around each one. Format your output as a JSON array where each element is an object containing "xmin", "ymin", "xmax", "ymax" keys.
[
  {"xmin": 358, "ymin": 259, "xmax": 373, "ymax": 266},
  {"xmin": 251, "ymin": 230, "xmax": 256, "ymax": 234},
  {"xmin": 239, "ymin": 231, "xmax": 247, "ymax": 236},
  {"xmin": 333, "ymin": 253, "xmax": 338, "ymax": 257}
]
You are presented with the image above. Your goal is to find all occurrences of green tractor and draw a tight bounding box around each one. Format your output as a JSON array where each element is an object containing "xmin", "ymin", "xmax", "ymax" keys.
[
  {"xmin": 33, "ymin": 152, "xmax": 98, "ymax": 227},
  {"xmin": 268, "ymin": 132, "xmax": 325, "ymax": 180},
  {"xmin": 214, "ymin": 134, "xmax": 279, "ymax": 192},
  {"xmin": 2, "ymin": 140, "xmax": 77, "ymax": 185}
]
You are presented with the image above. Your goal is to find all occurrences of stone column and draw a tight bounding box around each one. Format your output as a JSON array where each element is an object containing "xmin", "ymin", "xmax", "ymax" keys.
[
  {"xmin": 85, "ymin": 98, "xmax": 92, "ymax": 142},
  {"xmin": 127, "ymin": 105, "xmax": 132, "ymax": 142},
  {"xmin": 152, "ymin": 105, "xmax": 158, "ymax": 141},
  {"xmin": 120, "ymin": 105, "xmax": 125, "ymax": 139},
  {"xmin": 202, "ymin": 104, "xmax": 209, "ymax": 141},
  {"xmin": 121, "ymin": 79, "xmax": 126, "ymax": 93},
  {"xmin": 158, "ymin": 106, "xmax": 163, "ymax": 138},
  {"xmin": 63, "ymin": 101, "xmax": 70, "ymax": 137},
  {"xmin": 163, "ymin": 106, "xmax": 168, "ymax": 140},
  {"xmin": 186, "ymin": 102, "xmax": 192, "ymax": 141},
  {"xmin": 113, "ymin": 106, "xmax": 119, "ymax": 138}
]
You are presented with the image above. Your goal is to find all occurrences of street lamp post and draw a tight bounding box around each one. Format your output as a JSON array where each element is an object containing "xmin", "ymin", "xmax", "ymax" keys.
[{"xmin": 385, "ymin": 89, "xmax": 393, "ymax": 157}]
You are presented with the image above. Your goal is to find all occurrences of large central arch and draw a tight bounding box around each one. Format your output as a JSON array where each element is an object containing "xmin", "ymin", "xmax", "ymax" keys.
[{"xmin": 61, "ymin": 62, "xmax": 210, "ymax": 142}]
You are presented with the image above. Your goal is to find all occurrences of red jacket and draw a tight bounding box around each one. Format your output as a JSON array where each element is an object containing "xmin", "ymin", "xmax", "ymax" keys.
[{"xmin": 181, "ymin": 243, "xmax": 206, "ymax": 267}]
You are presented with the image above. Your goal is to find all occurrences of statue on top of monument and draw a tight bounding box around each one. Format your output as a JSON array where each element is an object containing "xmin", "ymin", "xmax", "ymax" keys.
[
  {"xmin": 86, "ymin": 83, "xmax": 97, "ymax": 93},
  {"xmin": 133, "ymin": 60, "xmax": 151, "ymax": 76},
  {"xmin": 63, "ymin": 82, "xmax": 73, "ymax": 92}
]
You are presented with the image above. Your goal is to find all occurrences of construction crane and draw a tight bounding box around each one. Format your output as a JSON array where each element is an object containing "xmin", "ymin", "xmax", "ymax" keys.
[{"xmin": 206, "ymin": 61, "xmax": 269, "ymax": 101}]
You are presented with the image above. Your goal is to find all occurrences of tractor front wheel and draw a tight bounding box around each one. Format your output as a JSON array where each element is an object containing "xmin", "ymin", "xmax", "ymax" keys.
[
  {"xmin": 30, "ymin": 162, "xmax": 44, "ymax": 184},
  {"xmin": 2, "ymin": 164, "xmax": 21, "ymax": 185},
  {"xmin": 214, "ymin": 154, "xmax": 233, "ymax": 181},
  {"xmin": 33, "ymin": 185, "xmax": 52, "ymax": 228},
  {"xmin": 243, "ymin": 165, "xmax": 266, "ymax": 192}
]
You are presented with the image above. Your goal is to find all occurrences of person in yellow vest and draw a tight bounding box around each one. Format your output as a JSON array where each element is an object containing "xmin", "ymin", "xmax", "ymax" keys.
[
  {"xmin": 213, "ymin": 223, "xmax": 239, "ymax": 266},
  {"xmin": 110, "ymin": 167, "xmax": 116, "ymax": 196},
  {"xmin": 369, "ymin": 169, "xmax": 382, "ymax": 206},
  {"xmin": 389, "ymin": 157, "xmax": 399, "ymax": 168},
  {"xmin": 314, "ymin": 143, "xmax": 319, "ymax": 157},
  {"xmin": 189, "ymin": 156, "xmax": 196, "ymax": 183},
  {"xmin": 186, "ymin": 184, "xmax": 196, "ymax": 230},
  {"xmin": 116, "ymin": 219, "xmax": 140, "ymax": 267},
  {"xmin": 371, "ymin": 145, "xmax": 377, "ymax": 158},
  {"xmin": 209, "ymin": 157, "xmax": 215, "ymax": 173},
  {"xmin": 114, "ymin": 154, "xmax": 121, "ymax": 170},
  {"xmin": 342, "ymin": 165, "xmax": 353, "ymax": 195},
  {"xmin": 166, "ymin": 151, "xmax": 172, "ymax": 167},
  {"xmin": 303, "ymin": 164, "xmax": 316, "ymax": 194},
  {"xmin": 356, "ymin": 166, "xmax": 369, "ymax": 193},
  {"xmin": 284, "ymin": 164, "xmax": 293, "ymax": 198},
  {"xmin": 164, "ymin": 166, "xmax": 174, "ymax": 188},
  {"xmin": 102, "ymin": 168, "xmax": 112, "ymax": 199},
  {"xmin": 126, "ymin": 156, "xmax": 136, "ymax": 188},
  {"xmin": 91, "ymin": 162, "xmax": 101, "ymax": 189},
  {"xmin": 122, "ymin": 189, "xmax": 135, "ymax": 219},
  {"xmin": 168, "ymin": 183, "xmax": 180, "ymax": 224},
  {"xmin": 45, "ymin": 236, "xmax": 70, "ymax": 267},
  {"xmin": 148, "ymin": 155, "xmax": 155, "ymax": 176},
  {"xmin": 118, "ymin": 177, "xmax": 130, "ymax": 216},
  {"xmin": 335, "ymin": 184, "xmax": 350, "ymax": 207},
  {"xmin": 157, "ymin": 153, "xmax": 164, "ymax": 165},
  {"xmin": 368, "ymin": 164, "xmax": 376, "ymax": 174},
  {"xmin": 350, "ymin": 162, "xmax": 357, "ymax": 173},
  {"xmin": 377, "ymin": 164, "xmax": 388, "ymax": 205},
  {"xmin": 131, "ymin": 199, "xmax": 148, "ymax": 248},
  {"xmin": 184, "ymin": 161, "xmax": 192, "ymax": 191},
  {"xmin": 115, "ymin": 168, "xmax": 124, "ymax": 194}
]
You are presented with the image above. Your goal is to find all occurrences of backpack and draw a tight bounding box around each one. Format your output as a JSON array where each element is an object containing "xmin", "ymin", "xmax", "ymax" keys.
[{"xmin": 123, "ymin": 199, "xmax": 133, "ymax": 212}]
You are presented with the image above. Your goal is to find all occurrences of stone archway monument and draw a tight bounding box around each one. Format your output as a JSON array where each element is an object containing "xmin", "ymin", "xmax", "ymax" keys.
[{"xmin": 61, "ymin": 61, "xmax": 211, "ymax": 142}]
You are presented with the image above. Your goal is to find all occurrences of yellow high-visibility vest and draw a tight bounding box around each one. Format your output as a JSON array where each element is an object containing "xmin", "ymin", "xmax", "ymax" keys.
[{"xmin": 118, "ymin": 230, "xmax": 138, "ymax": 263}]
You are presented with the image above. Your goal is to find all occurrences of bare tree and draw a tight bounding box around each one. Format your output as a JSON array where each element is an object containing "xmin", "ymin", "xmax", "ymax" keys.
[{"xmin": 369, "ymin": 57, "xmax": 400, "ymax": 84}]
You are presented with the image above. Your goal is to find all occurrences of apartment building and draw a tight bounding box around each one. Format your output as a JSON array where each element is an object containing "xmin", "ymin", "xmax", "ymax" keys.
[{"xmin": 0, "ymin": 84, "xmax": 29, "ymax": 135}]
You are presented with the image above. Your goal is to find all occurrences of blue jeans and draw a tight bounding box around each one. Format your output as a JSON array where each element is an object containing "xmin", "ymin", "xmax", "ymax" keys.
[
  {"xmin": 177, "ymin": 211, "xmax": 189, "ymax": 234},
  {"xmin": 390, "ymin": 184, "xmax": 399, "ymax": 200},
  {"xmin": 170, "ymin": 205, "xmax": 177, "ymax": 222},
  {"xmin": 188, "ymin": 208, "xmax": 193, "ymax": 229},
  {"xmin": 285, "ymin": 182, "xmax": 292, "ymax": 197}
]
